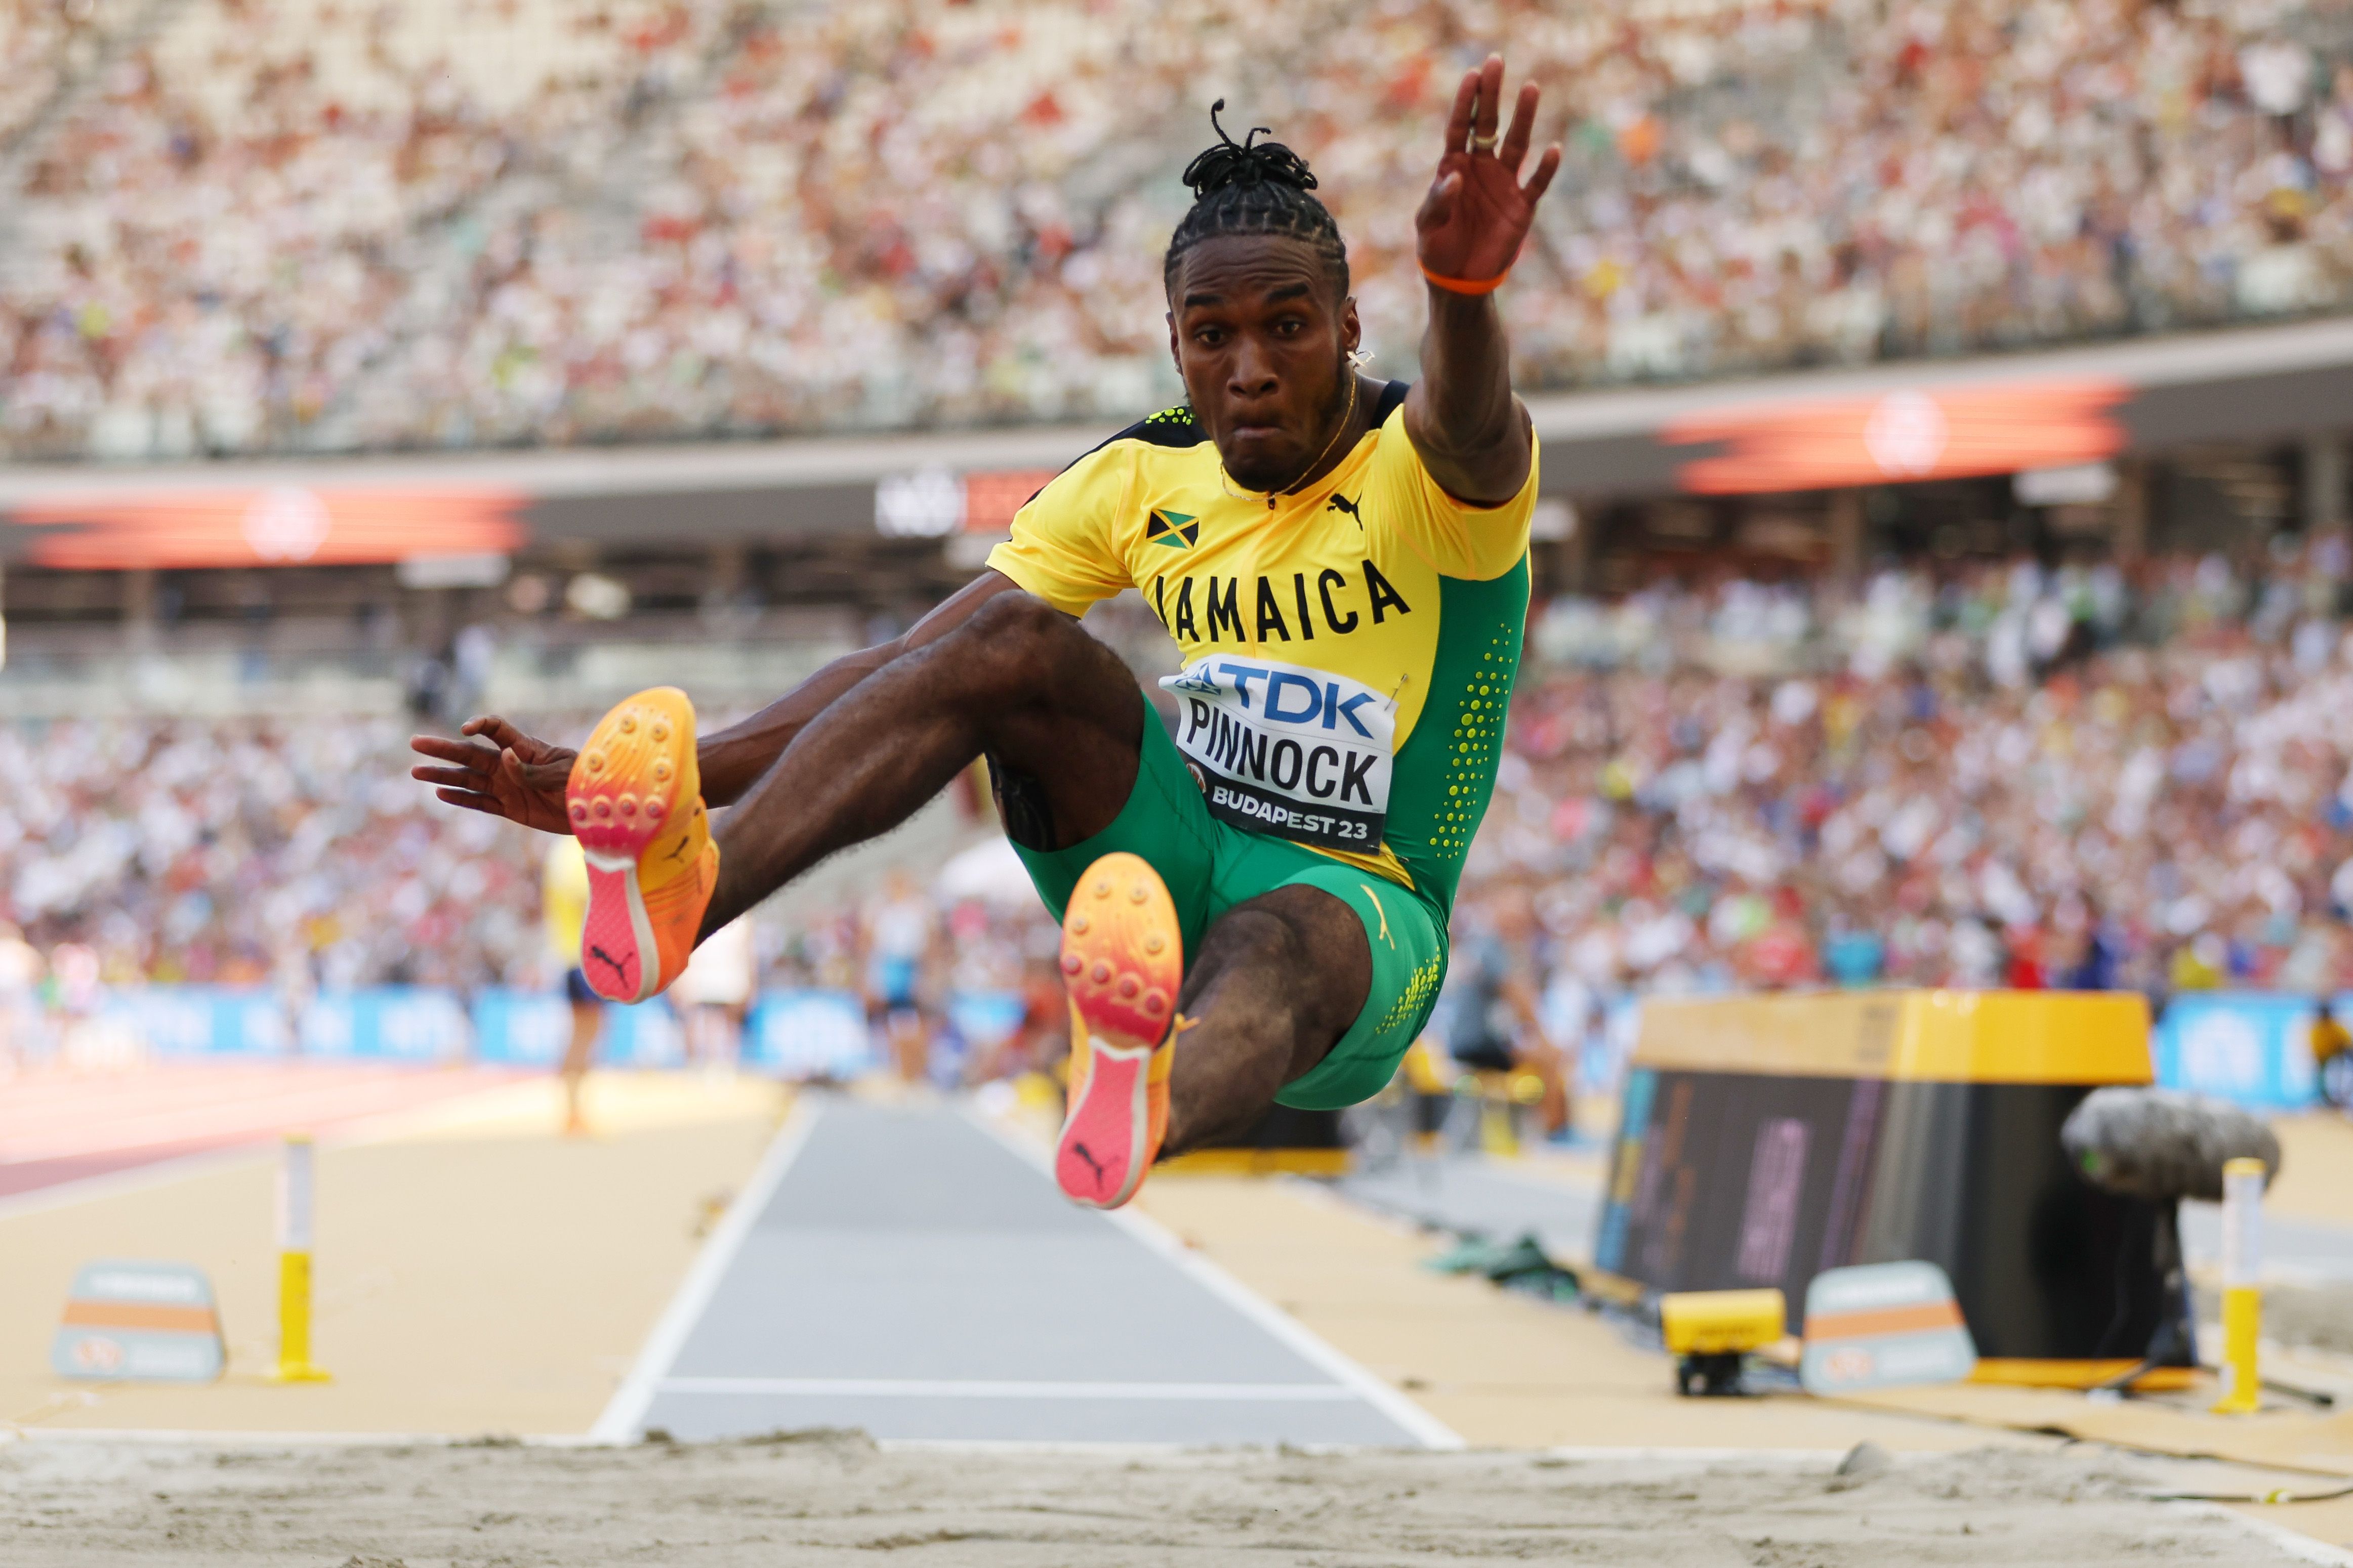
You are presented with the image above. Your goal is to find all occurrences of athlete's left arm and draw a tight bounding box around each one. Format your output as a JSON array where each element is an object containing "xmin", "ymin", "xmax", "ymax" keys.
[{"xmin": 1405, "ymin": 55, "xmax": 1561, "ymax": 506}]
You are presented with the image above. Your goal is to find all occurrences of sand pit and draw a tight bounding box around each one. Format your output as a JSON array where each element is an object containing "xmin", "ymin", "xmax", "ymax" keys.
[{"xmin": 1, "ymin": 1432, "xmax": 2322, "ymax": 1566}]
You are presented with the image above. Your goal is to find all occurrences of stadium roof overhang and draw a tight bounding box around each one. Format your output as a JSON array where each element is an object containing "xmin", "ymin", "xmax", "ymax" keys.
[{"xmin": 1, "ymin": 315, "xmax": 2349, "ymax": 570}]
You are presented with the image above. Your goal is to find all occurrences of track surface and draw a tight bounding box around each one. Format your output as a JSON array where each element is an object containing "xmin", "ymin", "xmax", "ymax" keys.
[
  {"xmin": 0, "ymin": 1063, "xmax": 525, "ymax": 1199},
  {"xmin": 611, "ymin": 1098, "xmax": 1435, "ymax": 1446},
  {"xmin": 1340, "ymin": 1151, "xmax": 1601, "ymax": 1263},
  {"xmin": 1343, "ymin": 1144, "xmax": 2353, "ymax": 1293}
]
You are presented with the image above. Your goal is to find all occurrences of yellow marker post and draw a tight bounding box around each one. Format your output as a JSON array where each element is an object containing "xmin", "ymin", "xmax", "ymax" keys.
[
  {"xmin": 2211, "ymin": 1155, "xmax": 2263, "ymax": 1415},
  {"xmin": 1477, "ymin": 1092, "xmax": 1519, "ymax": 1158},
  {"xmin": 271, "ymin": 1134, "xmax": 331, "ymax": 1383}
]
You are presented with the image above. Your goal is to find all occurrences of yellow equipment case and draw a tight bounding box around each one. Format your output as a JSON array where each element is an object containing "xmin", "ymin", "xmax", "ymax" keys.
[{"xmin": 1594, "ymin": 990, "xmax": 2183, "ymax": 1387}]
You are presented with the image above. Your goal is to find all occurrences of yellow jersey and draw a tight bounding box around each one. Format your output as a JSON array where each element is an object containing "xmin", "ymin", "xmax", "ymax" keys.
[{"xmin": 986, "ymin": 382, "xmax": 1535, "ymax": 906}]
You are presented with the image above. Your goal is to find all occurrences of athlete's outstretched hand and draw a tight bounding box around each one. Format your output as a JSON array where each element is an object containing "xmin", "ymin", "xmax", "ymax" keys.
[
  {"xmin": 409, "ymin": 716, "xmax": 575, "ymax": 833},
  {"xmin": 1416, "ymin": 55, "xmax": 1561, "ymax": 288}
]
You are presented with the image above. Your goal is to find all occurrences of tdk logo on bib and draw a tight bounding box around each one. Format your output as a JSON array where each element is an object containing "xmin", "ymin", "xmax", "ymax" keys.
[{"xmin": 1160, "ymin": 655, "xmax": 1394, "ymax": 852}]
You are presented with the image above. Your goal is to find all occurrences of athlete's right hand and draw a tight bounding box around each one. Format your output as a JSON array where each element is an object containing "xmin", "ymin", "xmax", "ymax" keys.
[{"xmin": 409, "ymin": 717, "xmax": 576, "ymax": 833}]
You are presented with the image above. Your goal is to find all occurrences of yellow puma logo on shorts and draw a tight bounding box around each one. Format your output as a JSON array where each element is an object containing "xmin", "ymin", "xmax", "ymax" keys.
[{"xmin": 1362, "ymin": 883, "xmax": 1394, "ymax": 949}]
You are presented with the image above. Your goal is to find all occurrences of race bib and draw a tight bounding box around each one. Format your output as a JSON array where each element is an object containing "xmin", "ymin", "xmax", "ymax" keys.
[{"xmin": 1159, "ymin": 655, "xmax": 1393, "ymax": 853}]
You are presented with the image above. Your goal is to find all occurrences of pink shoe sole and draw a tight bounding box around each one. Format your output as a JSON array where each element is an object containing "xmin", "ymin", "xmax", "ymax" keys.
[
  {"xmin": 567, "ymin": 688, "xmax": 695, "ymax": 1003},
  {"xmin": 579, "ymin": 854, "xmax": 659, "ymax": 1002},
  {"xmin": 1054, "ymin": 853, "xmax": 1183, "ymax": 1209},
  {"xmin": 1057, "ymin": 1040, "xmax": 1157, "ymax": 1208}
]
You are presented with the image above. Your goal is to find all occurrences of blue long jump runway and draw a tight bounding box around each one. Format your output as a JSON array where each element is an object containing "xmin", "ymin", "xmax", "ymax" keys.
[{"xmin": 593, "ymin": 1097, "xmax": 1452, "ymax": 1447}]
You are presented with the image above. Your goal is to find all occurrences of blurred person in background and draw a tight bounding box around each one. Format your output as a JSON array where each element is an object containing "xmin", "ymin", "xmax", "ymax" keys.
[
  {"xmin": 2313, "ymin": 998, "xmax": 2353, "ymax": 1112},
  {"xmin": 1012, "ymin": 951, "xmax": 1075, "ymax": 1089},
  {"xmin": 543, "ymin": 835, "xmax": 601, "ymax": 1136},
  {"xmin": 0, "ymin": 923, "xmax": 42, "ymax": 1072},
  {"xmin": 862, "ymin": 870, "xmax": 939, "ymax": 1083},
  {"xmin": 673, "ymin": 915, "xmax": 755, "ymax": 1076},
  {"xmin": 2052, "ymin": 897, "xmax": 2124, "ymax": 991},
  {"xmin": 1432, "ymin": 886, "xmax": 1568, "ymax": 1139}
]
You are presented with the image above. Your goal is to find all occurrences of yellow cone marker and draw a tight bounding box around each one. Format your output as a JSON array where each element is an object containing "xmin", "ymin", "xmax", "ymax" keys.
[
  {"xmin": 2211, "ymin": 1155, "xmax": 2263, "ymax": 1415},
  {"xmin": 271, "ymin": 1134, "xmax": 331, "ymax": 1384}
]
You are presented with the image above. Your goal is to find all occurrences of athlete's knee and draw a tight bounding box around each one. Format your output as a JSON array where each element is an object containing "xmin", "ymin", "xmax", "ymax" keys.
[
  {"xmin": 1215, "ymin": 884, "xmax": 1357, "ymax": 958},
  {"xmin": 1196, "ymin": 901, "xmax": 1308, "ymax": 967},
  {"xmin": 1190, "ymin": 902, "xmax": 1322, "ymax": 1010},
  {"xmin": 946, "ymin": 590, "xmax": 1090, "ymax": 697},
  {"xmin": 1195, "ymin": 887, "xmax": 1369, "ymax": 1020}
]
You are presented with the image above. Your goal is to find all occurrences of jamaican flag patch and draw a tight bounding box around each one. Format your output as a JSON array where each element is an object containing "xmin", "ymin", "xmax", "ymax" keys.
[{"xmin": 1145, "ymin": 509, "xmax": 1199, "ymax": 549}]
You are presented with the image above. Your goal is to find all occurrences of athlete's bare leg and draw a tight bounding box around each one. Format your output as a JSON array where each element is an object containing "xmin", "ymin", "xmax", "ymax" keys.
[
  {"xmin": 697, "ymin": 592, "xmax": 1143, "ymax": 933},
  {"xmin": 1160, "ymin": 885, "xmax": 1370, "ymax": 1153},
  {"xmin": 700, "ymin": 591, "xmax": 1369, "ymax": 1143}
]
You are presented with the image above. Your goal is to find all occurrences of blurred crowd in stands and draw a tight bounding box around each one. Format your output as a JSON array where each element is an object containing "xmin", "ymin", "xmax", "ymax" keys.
[
  {"xmin": 11, "ymin": 547, "xmax": 2353, "ymax": 1087},
  {"xmin": 0, "ymin": 703, "xmax": 1075, "ymax": 1080},
  {"xmin": 0, "ymin": 0, "xmax": 137, "ymax": 149},
  {"xmin": 0, "ymin": 715, "xmax": 543, "ymax": 1000},
  {"xmin": 7, "ymin": 0, "xmax": 2353, "ymax": 456},
  {"xmin": 1464, "ymin": 545, "xmax": 2353, "ymax": 1049},
  {"xmin": 0, "ymin": 0, "xmax": 727, "ymax": 459}
]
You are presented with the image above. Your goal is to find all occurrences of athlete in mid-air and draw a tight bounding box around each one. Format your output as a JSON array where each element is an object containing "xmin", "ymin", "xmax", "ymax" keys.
[{"xmin": 413, "ymin": 57, "xmax": 1560, "ymax": 1209}]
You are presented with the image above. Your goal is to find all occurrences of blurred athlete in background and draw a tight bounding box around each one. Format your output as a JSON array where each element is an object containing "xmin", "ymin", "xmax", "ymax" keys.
[
  {"xmin": 861, "ymin": 870, "xmax": 939, "ymax": 1082},
  {"xmin": 2314, "ymin": 998, "xmax": 2353, "ymax": 1112},
  {"xmin": 416, "ymin": 57, "xmax": 1557, "ymax": 1210},
  {"xmin": 1434, "ymin": 888, "xmax": 1569, "ymax": 1139},
  {"xmin": 673, "ymin": 915, "xmax": 755, "ymax": 1074},
  {"xmin": 541, "ymin": 835, "xmax": 602, "ymax": 1135}
]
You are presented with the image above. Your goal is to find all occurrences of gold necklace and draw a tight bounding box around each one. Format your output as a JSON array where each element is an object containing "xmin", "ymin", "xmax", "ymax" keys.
[{"xmin": 1219, "ymin": 374, "xmax": 1360, "ymax": 510}]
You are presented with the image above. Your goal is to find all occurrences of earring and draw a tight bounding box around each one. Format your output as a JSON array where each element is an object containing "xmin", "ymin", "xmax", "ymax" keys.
[{"xmin": 1346, "ymin": 347, "xmax": 1373, "ymax": 372}]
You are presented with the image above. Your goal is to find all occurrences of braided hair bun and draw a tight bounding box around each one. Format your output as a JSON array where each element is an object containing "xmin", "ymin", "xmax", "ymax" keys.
[
  {"xmin": 1180, "ymin": 101, "xmax": 1318, "ymax": 197},
  {"xmin": 1165, "ymin": 101, "xmax": 1348, "ymax": 296}
]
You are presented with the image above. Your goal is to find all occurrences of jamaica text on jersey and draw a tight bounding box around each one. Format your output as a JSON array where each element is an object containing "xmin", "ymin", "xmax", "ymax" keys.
[{"xmin": 986, "ymin": 383, "xmax": 1538, "ymax": 909}]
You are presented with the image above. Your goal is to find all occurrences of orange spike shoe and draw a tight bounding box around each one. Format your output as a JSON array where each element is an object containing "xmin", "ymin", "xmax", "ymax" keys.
[
  {"xmin": 1054, "ymin": 852, "xmax": 1184, "ymax": 1209},
  {"xmin": 566, "ymin": 687, "xmax": 718, "ymax": 1003}
]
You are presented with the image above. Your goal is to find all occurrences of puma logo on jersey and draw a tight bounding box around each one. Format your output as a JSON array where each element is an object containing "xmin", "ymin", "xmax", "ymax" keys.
[{"xmin": 1327, "ymin": 493, "xmax": 1364, "ymax": 527}]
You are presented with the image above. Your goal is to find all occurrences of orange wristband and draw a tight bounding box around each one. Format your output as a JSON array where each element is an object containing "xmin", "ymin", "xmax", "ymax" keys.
[{"xmin": 1420, "ymin": 262, "xmax": 1511, "ymax": 295}]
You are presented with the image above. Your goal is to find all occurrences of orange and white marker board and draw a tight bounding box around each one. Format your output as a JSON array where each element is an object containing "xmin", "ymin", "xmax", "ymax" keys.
[
  {"xmin": 51, "ymin": 1259, "xmax": 225, "ymax": 1382},
  {"xmin": 1800, "ymin": 1260, "xmax": 1977, "ymax": 1395}
]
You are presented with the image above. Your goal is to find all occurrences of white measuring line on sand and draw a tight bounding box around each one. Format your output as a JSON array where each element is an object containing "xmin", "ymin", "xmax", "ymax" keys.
[
  {"xmin": 654, "ymin": 1377, "xmax": 1365, "ymax": 1402},
  {"xmin": 958, "ymin": 1103, "xmax": 1466, "ymax": 1452},
  {"xmin": 589, "ymin": 1097, "xmax": 818, "ymax": 1444}
]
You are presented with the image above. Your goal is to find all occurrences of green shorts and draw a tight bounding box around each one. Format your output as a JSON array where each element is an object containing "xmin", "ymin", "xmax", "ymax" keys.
[{"xmin": 1007, "ymin": 715, "xmax": 1448, "ymax": 1111}]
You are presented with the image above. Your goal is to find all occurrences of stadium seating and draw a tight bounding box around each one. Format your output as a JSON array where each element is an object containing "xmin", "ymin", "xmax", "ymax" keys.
[
  {"xmin": 1476, "ymin": 548, "xmax": 2353, "ymax": 1020},
  {"xmin": 4, "ymin": 0, "xmax": 2349, "ymax": 457},
  {"xmin": 0, "ymin": 0, "xmax": 725, "ymax": 459},
  {"xmin": 2, "ymin": 552, "xmax": 2350, "ymax": 1048}
]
